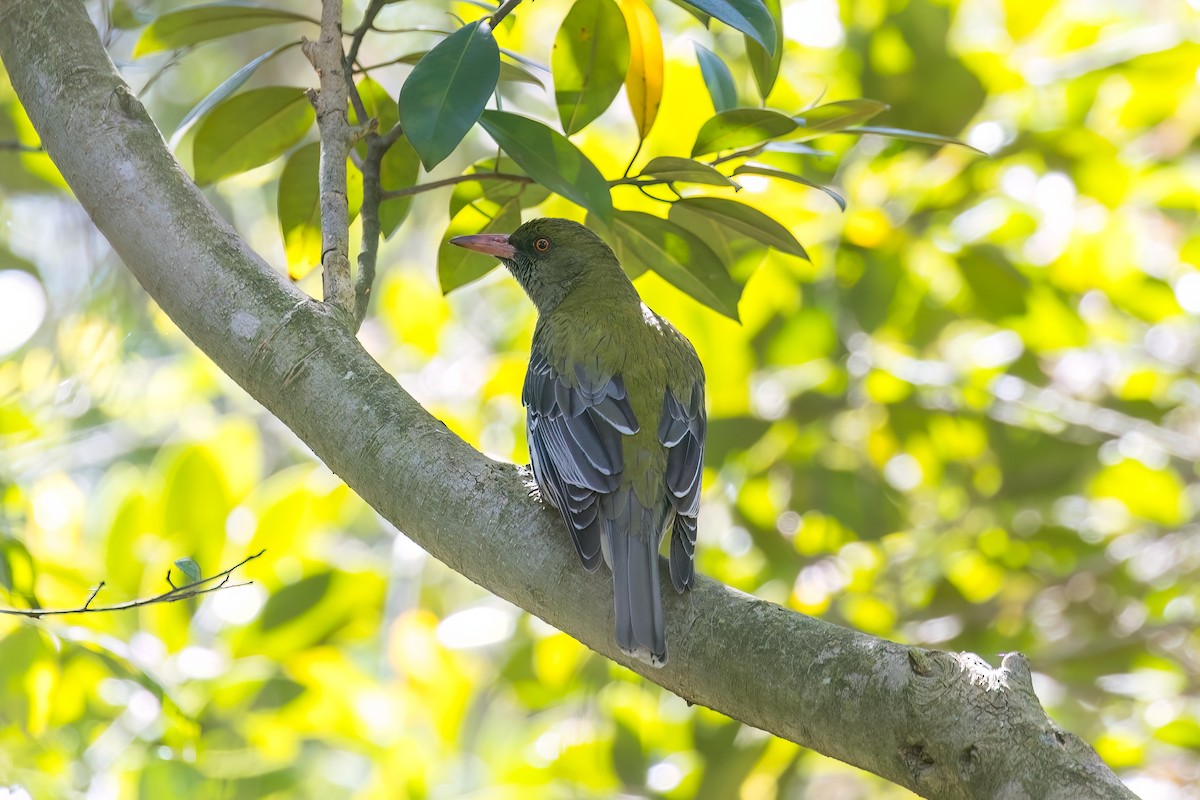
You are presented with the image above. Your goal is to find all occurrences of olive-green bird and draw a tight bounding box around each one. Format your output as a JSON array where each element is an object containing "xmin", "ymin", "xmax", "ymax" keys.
[{"xmin": 452, "ymin": 218, "xmax": 705, "ymax": 667}]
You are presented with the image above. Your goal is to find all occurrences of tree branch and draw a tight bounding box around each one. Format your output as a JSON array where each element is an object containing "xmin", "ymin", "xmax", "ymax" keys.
[
  {"xmin": 0, "ymin": 139, "xmax": 41, "ymax": 151},
  {"xmin": 300, "ymin": 0, "xmax": 364, "ymax": 326},
  {"xmin": 0, "ymin": 3, "xmax": 1136, "ymax": 797},
  {"xmin": 0, "ymin": 551, "xmax": 264, "ymax": 618}
]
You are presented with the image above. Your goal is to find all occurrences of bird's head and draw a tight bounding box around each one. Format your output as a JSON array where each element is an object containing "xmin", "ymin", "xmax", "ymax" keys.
[{"xmin": 451, "ymin": 218, "xmax": 631, "ymax": 313}]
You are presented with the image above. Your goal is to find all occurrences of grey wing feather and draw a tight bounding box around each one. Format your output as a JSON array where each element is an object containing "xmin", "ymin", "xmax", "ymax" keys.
[
  {"xmin": 524, "ymin": 346, "xmax": 639, "ymax": 572},
  {"xmin": 660, "ymin": 383, "xmax": 706, "ymax": 592}
]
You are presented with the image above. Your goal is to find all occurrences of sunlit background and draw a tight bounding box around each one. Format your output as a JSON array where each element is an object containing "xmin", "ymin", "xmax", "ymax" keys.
[{"xmin": 3, "ymin": 0, "xmax": 1200, "ymax": 797}]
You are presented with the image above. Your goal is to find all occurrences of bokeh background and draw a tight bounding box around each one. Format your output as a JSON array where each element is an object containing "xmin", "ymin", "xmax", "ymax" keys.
[{"xmin": 3, "ymin": 0, "xmax": 1200, "ymax": 797}]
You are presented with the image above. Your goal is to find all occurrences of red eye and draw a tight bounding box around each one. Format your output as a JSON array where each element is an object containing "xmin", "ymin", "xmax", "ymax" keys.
[{"xmin": 534, "ymin": 237, "xmax": 552, "ymax": 253}]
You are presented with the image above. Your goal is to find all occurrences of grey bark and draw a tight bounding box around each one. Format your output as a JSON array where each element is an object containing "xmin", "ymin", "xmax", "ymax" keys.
[{"xmin": 0, "ymin": 2, "xmax": 1137, "ymax": 798}]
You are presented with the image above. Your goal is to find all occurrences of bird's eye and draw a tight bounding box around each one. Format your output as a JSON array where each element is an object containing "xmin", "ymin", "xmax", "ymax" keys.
[{"xmin": 534, "ymin": 237, "xmax": 552, "ymax": 253}]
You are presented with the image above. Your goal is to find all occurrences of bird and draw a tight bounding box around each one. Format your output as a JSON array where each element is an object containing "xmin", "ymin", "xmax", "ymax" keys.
[{"xmin": 452, "ymin": 218, "xmax": 706, "ymax": 667}]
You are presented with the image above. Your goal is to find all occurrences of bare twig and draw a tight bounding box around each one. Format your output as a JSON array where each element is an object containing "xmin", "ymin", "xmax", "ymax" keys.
[
  {"xmin": 0, "ymin": 140, "xmax": 41, "ymax": 152},
  {"xmin": 490, "ymin": 0, "xmax": 523, "ymax": 26},
  {"xmin": 302, "ymin": 0, "xmax": 359, "ymax": 326},
  {"xmin": 380, "ymin": 172, "xmax": 534, "ymax": 201},
  {"xmin": 0, "ymin": 550, "xmax": 266, "ymax": 619}
]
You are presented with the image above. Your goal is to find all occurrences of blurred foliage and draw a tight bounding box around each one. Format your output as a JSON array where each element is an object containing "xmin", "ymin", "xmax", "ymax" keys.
[{"xmin": 3, "ymin": 0, "xmax": 1200, "ymax": 797}]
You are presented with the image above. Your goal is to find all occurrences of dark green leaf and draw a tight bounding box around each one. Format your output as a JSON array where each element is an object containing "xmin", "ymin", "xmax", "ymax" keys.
[
  {"xmin": 193, "ymin": 86, "xmax": 314, "ymax": 185},
  {"xmin": 608, "ymin": 211, "xmax": 741, "ymax": 319},
  {"xmin": 669, "ymin": 196, "xmax": 807, "ymax": 259},
  {"xmin": 692, "ymin": 108, "xmax": 797, "ymax": 156},
  {"xmin": 733, "ymin": 164, "xmax": 846, "ymax": 211},
  {"xmin": 745, "ymin": 0, "xmax": 782, "ymax": 100},
  {"xmin": 639, "ymin": 156, "xmax": 737, "ymax": 187},
  {"xmin": 173, "ymin": 558, "xmax": 201, "ymax": 584},
  {"xmin": 170, "ymin": 41, "xmax": 298, "ymax": 147},
  {"xmin": 841, "ymin": 125, "xmax": 987, "ymax": 154},
  {"xmin": 678, "ymin": 0, "xmax": 776, "ymax": 55},
  {"xmin": 667, "ymin": 202, "xmax": 768, "ymax": 283},
  {"xmin": 612, "ymin": 719, "xmax": 646, "ymax": 786},
  {"xmin": 794, "ymin": 99, "xmax": 889, "ymax": 139},
  {"xmin": 260, "ymin": 572, "xmax": 333, "ymax": 631},
  {"xmin": 398, "ymin": 20, "xmax": 500, "ymax": 170},
  {"xmin": 393, "ymin": 51, "xmax": 543, "ymax": 86},
  {"xmin": 478, "ymin": 110, "xmax": 613, "ymax": 221},
  {"xmin": 552, "ymin": 0, "xmax": 631, "ymax": 135},
  {"xmin": 693, "ymin": 43, "xmax": 738, "ymax": 113},
  {"xmin": 134, "ymin": 3, "xmax": 314, "ymax": 56}
]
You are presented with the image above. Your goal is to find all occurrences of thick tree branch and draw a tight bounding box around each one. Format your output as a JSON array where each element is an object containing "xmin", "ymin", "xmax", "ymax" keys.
[{"xmin": 0, "ymin": 3, "xmax": 1135, "ymax": 798}]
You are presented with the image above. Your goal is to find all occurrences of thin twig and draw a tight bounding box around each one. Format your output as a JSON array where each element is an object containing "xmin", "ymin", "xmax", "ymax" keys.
[
  {"xmin": 380, "ymin": 172, "xmax": 534, "ymax": 201},
  {"xmin": 0, "ymin": 550, "xmax": 266, "ymax": 619},
  {"xmin": 490, "ymin": 0, "xmax": 523, "ymax": 26},
  {"xmin": 0, "ymin": 141, "xmax": 42, "ymax": 152},
  {"xmin": 302, "ymin": 0, "xmax": 358, "ymax": 326}
]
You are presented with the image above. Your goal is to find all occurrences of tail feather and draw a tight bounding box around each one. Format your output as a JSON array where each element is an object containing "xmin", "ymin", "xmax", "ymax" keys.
[{"xmin": 604, "ymin": 490, "xmax": 667, "ymax": 667}]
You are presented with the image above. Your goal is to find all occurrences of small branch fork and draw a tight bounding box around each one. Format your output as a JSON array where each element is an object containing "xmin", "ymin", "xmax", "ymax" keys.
[{"xmin": 0, "ymin": 550, "xmax": 266, "ymax": 619}]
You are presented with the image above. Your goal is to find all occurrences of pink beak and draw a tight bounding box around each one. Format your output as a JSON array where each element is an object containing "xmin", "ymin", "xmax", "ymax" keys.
[{"xmin": 450, "ymin": 233, "xmax": 516, "ymax": 259}]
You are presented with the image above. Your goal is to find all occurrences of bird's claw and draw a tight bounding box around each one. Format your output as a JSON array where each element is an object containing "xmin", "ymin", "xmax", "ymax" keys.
[{"xmin": 518, "ymin": 463, "xmax": 543, "ymax": 502}]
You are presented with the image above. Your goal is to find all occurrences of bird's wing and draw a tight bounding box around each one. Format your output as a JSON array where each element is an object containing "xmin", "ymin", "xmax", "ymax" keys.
[
  {"xmin": 659, "ymin": 381, "xmax": 706, "ymax": 591},
  {"xmin": 523, "ymin": 347, "xmax": 639, "ymax": 571}
]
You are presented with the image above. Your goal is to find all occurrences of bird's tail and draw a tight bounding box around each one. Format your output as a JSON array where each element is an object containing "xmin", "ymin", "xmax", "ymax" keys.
[{"xmin": 604, "ymin": 490, "xmax": 667, "ymax": 667}]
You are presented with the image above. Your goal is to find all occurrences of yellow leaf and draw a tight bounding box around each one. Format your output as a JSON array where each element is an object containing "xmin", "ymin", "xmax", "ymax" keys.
[{"xmin": 618, "ymin": 0, "xmax": 663, "ymax": 140}]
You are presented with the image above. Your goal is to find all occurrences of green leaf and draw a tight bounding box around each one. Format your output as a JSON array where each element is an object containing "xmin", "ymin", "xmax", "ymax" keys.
[
  {"xmin": 439, "ymin": 198, "xmax": 522, "ymax": 293},
  {"xmin": 260, "ymin": 571, "xmax": 333, "ymax": 631},
  {"xmin": 745, "ymin": 0, "xmax": 782, "ymax": 100},
  {"xmin": 398, "ymin": 20, "xmax": 500, "ymax": 170},
  {"xmin": 733, "ymin": 164, "xmax": 845, "ymax": 211},
  {"xmin": 640, "ymin": 156, "xmax": 737, "ymax": 187},
  {"xmin": 499, "ymin": 60, "xmax": 546, "ymax": 86},
  {"xmin": 841, "ymin": 125, "xmax": 987, "ymax": 154},
  {"xmin": 349, "ymin": 82, "xmax": 420, "ymax": 237},
  {"xmin": 439, "ymin": 158, "xmax": 551, "ymax": 290},
  {"xmin": 553, "ymin": 0, "xmax": 631, "ymax": 135},
  {"xmin": 134, "ymin": 3, "xmax": 314, "ymax": 56},
  {"xmin": 678, "ymin": 0, "xmax": 776, "ymax": 55},
  {"xmin": 110, "ymin": 0, "xmax": 152, "ymax": 30},
  {"xmin": 608, "ymin": 211, "xmax": 741, "ymax": 319},
  {"xmin": 692, "ymin": 108, "xmax": 797, "ymax": 156},
  {"xmin": 193, "ymin": 86, "xmax": 314, "ymax": 185},
  {"xmin": 449, "ymin": 157, "xmax": 551, "ymax": 216},
  {"xmin": 693, "ymin": 43, "xmax": 738, "ymax": 113},
  {"xmin": 173, "ymin": 558, "xmax": 202, "ymax": 584},
  {"xmin": 478, "ymin": 110, "xmax": 613, "ymax": 221},
  {"xmin": 277, "ymin": 143, "xmax": 364, "ymax": 279},
  {"xmin": 354, "ymin": 76, "xmax": 400, "ymax": 135},
  {"xmin": 393, "ymin": 51, "xmax": 543, "ymax": 86},
  {"xmin": 379, "ymin": 136, "xmax": 421, "ymax": 238},
  {"xmin": 169, "ymin": 41, "xmax": 298, "ymax": 147},
  {"xmin": 669, "ymin": 196, "xmax": 807, "ymax": 259},
  {"xmin": 794, "ymin": 99, "xmax": 889, "ymax": 139}
]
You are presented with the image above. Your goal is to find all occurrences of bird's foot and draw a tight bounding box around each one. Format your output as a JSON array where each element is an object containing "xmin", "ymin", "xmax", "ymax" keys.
[{"xmin": 517, "ymin": 464, "xmax": 543, "ymax": 502}]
